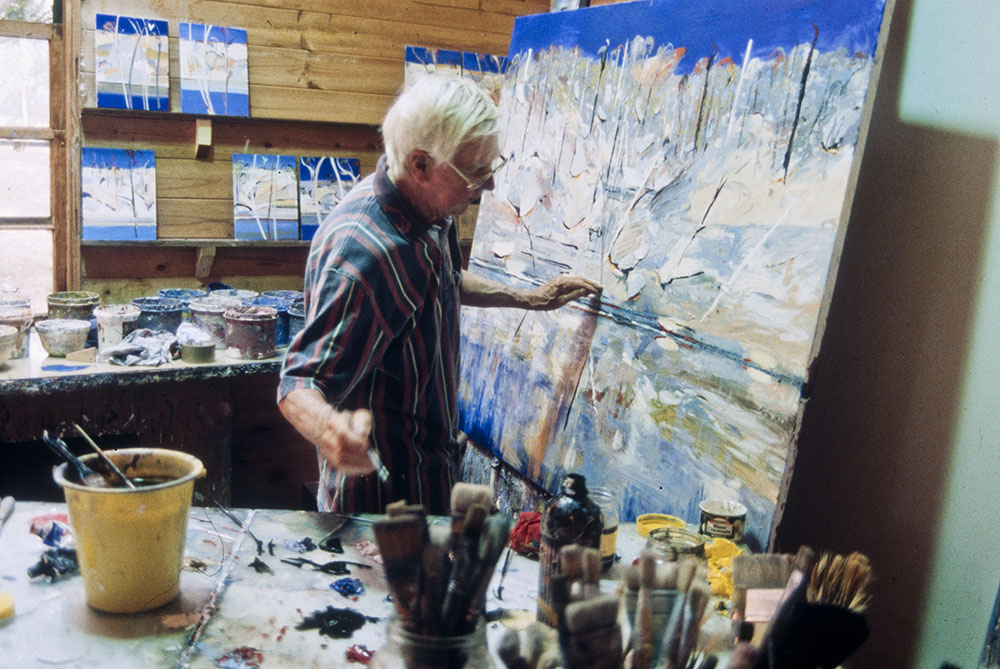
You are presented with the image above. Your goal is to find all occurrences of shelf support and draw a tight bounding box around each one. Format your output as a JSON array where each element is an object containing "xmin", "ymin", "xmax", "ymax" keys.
[
  {"xmin": 195, "ymin": 118, "xmax": 212, "ymax": 159},
  {"xmin": 195, "ymin": 245, "xmax": 217, "ymax": 278}
]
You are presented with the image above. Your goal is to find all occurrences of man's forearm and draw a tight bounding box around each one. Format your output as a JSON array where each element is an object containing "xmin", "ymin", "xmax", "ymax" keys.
[{"xmin": 459, "ymin": 270, "xmax": 533, "ymax": 309}]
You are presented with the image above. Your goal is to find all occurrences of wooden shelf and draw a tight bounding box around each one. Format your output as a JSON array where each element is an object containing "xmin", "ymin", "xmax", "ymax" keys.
[
  {"xmin": 81, "ymin": 239, "xmax": 310, "ymax": 248},
  {"xmin": 81, "ymin": 241, "xmax": 309, "ymax": 280}
]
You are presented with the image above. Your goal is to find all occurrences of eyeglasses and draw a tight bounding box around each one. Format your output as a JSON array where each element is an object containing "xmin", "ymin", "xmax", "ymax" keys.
[{"xmin": 443, "ymin": 154, "xmax": 509, "ymax": 191}]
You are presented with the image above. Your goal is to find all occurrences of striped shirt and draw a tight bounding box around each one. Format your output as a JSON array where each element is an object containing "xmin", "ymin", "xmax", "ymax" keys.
[{"xmin": 279, "ymin": 157, "xmax": 463, "ymax": 514}]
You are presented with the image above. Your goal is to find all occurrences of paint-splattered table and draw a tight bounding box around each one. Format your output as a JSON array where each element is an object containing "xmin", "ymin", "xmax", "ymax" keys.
[{"xmin": 0, "ymin": 501, "xmax": 649, "ymax": 668}]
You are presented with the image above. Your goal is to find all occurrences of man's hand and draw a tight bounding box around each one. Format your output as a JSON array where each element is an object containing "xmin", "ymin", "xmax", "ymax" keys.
[
  {"xmin": 279, "ymin": 389, "xmax": 376, "ymax": 475},
  {"xmin": 524, "ymin": 275, "xmax": 602, "ymax": 310}
]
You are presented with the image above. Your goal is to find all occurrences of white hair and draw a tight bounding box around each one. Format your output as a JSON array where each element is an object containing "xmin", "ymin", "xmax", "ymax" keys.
[{"xmin": 382, "ymin": 75, "xmax": 500, "ymax": 181}]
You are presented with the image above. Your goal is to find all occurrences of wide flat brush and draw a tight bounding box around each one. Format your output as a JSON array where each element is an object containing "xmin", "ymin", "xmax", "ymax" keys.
[{"xmin": 373, "ymin": 514, "xmax": 427, "ymax": 631}]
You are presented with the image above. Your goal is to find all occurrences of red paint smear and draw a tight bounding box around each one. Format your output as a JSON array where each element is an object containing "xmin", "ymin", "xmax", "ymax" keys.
[
  {"xmin": 215, "ymin": 646, "xmax": 263, "ymax": 668},
  {"xmin": 347, "ymin": 644, "xmax": 374, "ymax": 665}
]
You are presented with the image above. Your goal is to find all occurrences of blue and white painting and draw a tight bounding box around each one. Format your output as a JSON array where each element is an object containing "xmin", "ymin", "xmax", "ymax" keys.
[
  {"xmin": 298, "ymin": 157, "xmax": 361, "ymax": 241},
  {"xmin": 405, "ymin": 46, "xmax": 507, "ymax": 102},
  {"xmin": 94, "ymin": 14, "xmax": 169, "ymax": 111},
  {"xmin": 81, "ymin": 147, "xmax": 156, "ymax": 240},
  {"xmin": 232, "ymin": 153, "xmax": 298, "ymax": 240},
  {"xmin": 458, "ymin": 0, "xmax": 891, "ymax": 548},
  {"xmin": 179, "ymin": 22, "xmax": 250, "ymax": 116}
]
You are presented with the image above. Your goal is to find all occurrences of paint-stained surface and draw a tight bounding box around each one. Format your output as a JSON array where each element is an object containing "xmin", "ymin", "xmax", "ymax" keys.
[
  {"xmin": 94, "ymin": 14, "xmax": 169, "ymax": 111},
  {"xmin": 81, "ymin": 147, "xmax": 156, "ymax": 240},
  {"xmin": 459, "ymin": 0, "xmax": 890, "ymax": 547}
]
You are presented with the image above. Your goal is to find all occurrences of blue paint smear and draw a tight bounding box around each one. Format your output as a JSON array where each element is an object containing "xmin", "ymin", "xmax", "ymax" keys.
[
  {"xmin": 42, "ymin": 364, "xmax": 90, "ymax": 372},
  {"xmin": 508, "ymin": 0, "xmax": 887, "ymax": 73},
  {"xmin": 331, "ymin": 577, "xmax": 365, "ymax": 598}
]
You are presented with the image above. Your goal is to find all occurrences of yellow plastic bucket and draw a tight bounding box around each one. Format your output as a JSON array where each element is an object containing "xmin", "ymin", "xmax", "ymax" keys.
[{"xmin": 52, "ymin": 448, "xmax": 206, "ymax": 613}]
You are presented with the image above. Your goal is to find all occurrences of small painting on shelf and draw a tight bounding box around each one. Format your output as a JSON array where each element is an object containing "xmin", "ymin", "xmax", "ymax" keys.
[
  {"xmin": 94, "ymin": 14, "xmax": 169, "ymax": 111},
  {"xmin": 404, "ymin": 45, "xmax": 507, "ymax": 102},
  {"xmin": 81, "ymin": 147, "xmax": 157, "ymax": 241},
  {"xmin": 179, "ymin": 22, "xmax": 250, "ymax": 116},
  {"xmin": 298, "ymin": 157, "xmax": 361, "ymax": 241},
  {"xmin": 232, "ymin": 153, "xmax": 298, "ymax": 240}
]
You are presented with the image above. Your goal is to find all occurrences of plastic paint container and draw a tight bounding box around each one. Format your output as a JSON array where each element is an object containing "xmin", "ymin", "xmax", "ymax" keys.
[
  {"xmin": 34, "ymin": 319, "xmax": 92, "ymax": 357},
  {"xmin": 93, "ymin": 304, "xmax": 140, "ymax": 352},
  {"xmin": 0, "ymin": 305, "xmax": 33, "ymax": 359},
  {"xmin": 52, "ymin": 448, "xmax": 206, "ymax": 613},
  {"xmin": 287, "ymin": 301, "xmax": 306, "ymax": 342},
  {"xmin": 250, "ymin": 295, "xmax": 291, "ymax": 346},
  {"xmin": 224, "ymin": 305, "xmax": 278, "ymax": 360},
  {"xmin": 0, "ymin": 324, "xmax": 17, "ymax": 367},
  {"xmin": 188, "ymin": 298, "xmax": 231, "ymax": 349},
  {"xmin": 262, "ymin": 289, "xmax": 304, "ymax": 303},
  {"xmin": 157, "ymin": 288, "xmax": 209, "ymax": 321},
  {"xmin": 131, "ymin": 296, "xmax": 185, "ymax": 334},
  {"xmin": 47, "ymin": 291, "xmax": 100, "ymax": 320},
  {"xmin": 698, "ymin": 499, "xmax": 747, "ymax": 543},
  {"xmin": 210, "ymin": 288, "xmax": 258, "ymax": 302}
]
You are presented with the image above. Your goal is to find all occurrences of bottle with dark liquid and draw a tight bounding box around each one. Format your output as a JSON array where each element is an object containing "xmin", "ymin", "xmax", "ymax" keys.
[{"xmin": 536, "ymin": 473, "xmax": 603, "ymax": 627}]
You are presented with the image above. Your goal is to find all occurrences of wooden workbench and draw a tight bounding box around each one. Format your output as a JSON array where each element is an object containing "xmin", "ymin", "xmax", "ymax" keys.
[
  {"xmin": 0, "ymin": 336, "xmax": 317, "ymax": 510},
  {"xmin": 0, "ymin": 501, "xmax": 650, "ymax": 667}
]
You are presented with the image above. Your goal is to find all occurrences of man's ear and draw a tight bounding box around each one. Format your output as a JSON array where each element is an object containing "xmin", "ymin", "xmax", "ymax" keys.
[{"xmin": 408, "ymin": 150, "xmax": 432, "ymax": 182}]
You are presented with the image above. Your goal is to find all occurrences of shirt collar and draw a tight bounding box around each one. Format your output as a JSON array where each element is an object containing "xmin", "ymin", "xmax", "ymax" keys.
[{"xmin": 374, "ymin": 155, "xmax": 436, "ymax": 239}]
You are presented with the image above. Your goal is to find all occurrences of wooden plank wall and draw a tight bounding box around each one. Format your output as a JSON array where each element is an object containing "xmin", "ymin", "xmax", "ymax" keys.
[{"xmin": 78, "ymin": 0, "xmax": 549, "ymax": 297}]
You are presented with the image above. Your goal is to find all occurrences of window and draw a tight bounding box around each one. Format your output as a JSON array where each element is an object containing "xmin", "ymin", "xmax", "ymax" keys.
[{"xmin": 0, "ymin": 1, "xmax": 59, "ymax": 313}]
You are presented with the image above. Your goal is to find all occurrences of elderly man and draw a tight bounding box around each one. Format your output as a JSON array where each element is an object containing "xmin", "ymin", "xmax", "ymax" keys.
[{"xmin": 279, "ymin": 75, "xmax": 601, "ymax": 514}]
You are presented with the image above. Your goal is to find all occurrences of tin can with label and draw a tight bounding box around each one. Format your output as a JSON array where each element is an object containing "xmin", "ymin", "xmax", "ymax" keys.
[{"xmin": 698, "ymin": 499, "xmax": 747, "ymax": 543}]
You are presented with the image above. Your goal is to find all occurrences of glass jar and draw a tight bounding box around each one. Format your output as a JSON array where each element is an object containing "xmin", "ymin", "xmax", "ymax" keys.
[
  {"xmin": 588, "ymin": 486, "xmax": 619, "ymax": 572},
  {"xmin": 370, "ymin": 619, "xmax": 496, "ymax": 669}
]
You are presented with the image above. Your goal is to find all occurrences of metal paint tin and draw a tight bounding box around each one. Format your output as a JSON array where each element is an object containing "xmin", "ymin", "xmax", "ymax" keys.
[
  {"xmin": 223, "ymin": 305, "xmax": 277, "ymax": 360},
  {"xmin": 188, "ymin": 298, "xmax": 230, "ymax": 349},
  {"xmin": 131, "ymin": 297, "xmax": 185, "ymax": 334},
  {"xmin": 250, "ymin": 295, "xmax": 291, "ymax": 347},
  {"xmin": 47, "ymin": 291, "xmax": 99, "ymax": 320},
  {"xmin": 181, "ymin": 342, "xmax": 216, "ymax": 364},
  {"xmin": 698, "ymin": 499, "xmax": 747, "ymax": 543},
  {"xmin": 157, "ymin": 288, "xmax": 209, "ymax": 320},
  {"xmin": 287, "ymin": 301, "xmax": 306, "ymax": 342}
]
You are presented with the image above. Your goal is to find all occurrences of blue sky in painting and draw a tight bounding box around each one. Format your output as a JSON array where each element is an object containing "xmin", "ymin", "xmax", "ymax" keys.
[
  {"xmin": 178, "ymin": 22, "xmax": 247, "ymax": 45},
  {"xmin": 508, "ymin": 0, "xmax": 887, "ymax": 72},
  {"xmin": 95, "ymin": 13, "xmax": 167, "ymax": 37},
  {"xmin": 405, "ymin": 46, "xmax": 507, "ymax": 73}
]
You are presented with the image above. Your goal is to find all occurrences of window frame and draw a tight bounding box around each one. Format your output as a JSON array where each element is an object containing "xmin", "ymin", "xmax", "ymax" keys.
[{"xmin": 0, "ymin": 5, "xmax": 80, "ymax": 292}]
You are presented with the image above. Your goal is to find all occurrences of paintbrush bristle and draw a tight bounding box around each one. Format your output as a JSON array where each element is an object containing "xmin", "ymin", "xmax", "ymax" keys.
[
  {"xmin": 808, "ymin": 550, "xmax": 873, "ymax": 612},
  {"xmin": 565, "ymin": 593, "xmax": 620, "ymax": 633},
  {"xmin": 561, "ymin": 544, "xmax": 585, "ymax": 580},
  {"xmin": 582, "ymin": 548, "xmax": 601, "ymax": 585},
  {"xmin": 639, "ymin": 551, "xmax": 657, "ymax": 589},
  {"xmin": 677, "ymin": 557, "xmax": 698, "ymax": 593},
  {"xmin": 450, "ymin": 482, "xmax": 493, "ymax": 515},
  {"xmin": 655, "ymin": 561, "xmax": 679, "ymax": 590}
]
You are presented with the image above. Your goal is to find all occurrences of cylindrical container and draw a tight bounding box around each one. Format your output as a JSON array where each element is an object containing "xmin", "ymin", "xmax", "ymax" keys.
[
  {"xmin": 93, "ymin": 304, "xmax": 140, "ymax": 352},
  {"xmin": 251, "ymin": 295, "xmax": 291, "ymax": 347},
  {"xmin": 51, "ymin": 448, "xmax": 206, "ymax": 613},
  {"xmin": 536, "ymin": 473, "xmax": 603, "ymax": 627},
  {"xmin": 588, "ymin": 486, "xmax": 619, "ymax": 572},
  {"xmin": 0, "ymin": 304, "xmax": 33, "ymax": 359},
  {"xmin": 645, "ymin": 526, "xmax": 706, "ymax": 562},
  {"xmin": 371, "ymin": 619, "xmax": 495, "ymax": 669},
  {"xmin": 188, "ymin": 298, "xmax": 231, "ymax": 349},
  {"xmin": 0, "ymin": 324, "xmax": 17, "ymax": 367},
  {"xmin": 47, "ymin": 291, "xmax": 100, "ymax": 320},
  {"xmin": 287, "ymin": 301, "xmax": 306, "ymax": 342},
  {"xmin": 34, "ymin": 319, "xmax": 91, "ymax": 357},
  {"xmin": 698, "ymin": 499, "xmax": 747, "ymax": 543},
  {"xmin": 224, "ymin": 305, "xmax": 278, "ymax": 360},
  {"xmin": 131, "ymin": 296, "xmax": 185, "ymax": 334},
  {"xmin": 157, "ymin": 288, "xmax": 209, "ymax": 321},
  {"xmin": 210, "ymin": 288, "xmax": 258, "ymax": 302},
  {"xmin": 262, "ymin": 289, "xmax": 304, "ymax": 303}
]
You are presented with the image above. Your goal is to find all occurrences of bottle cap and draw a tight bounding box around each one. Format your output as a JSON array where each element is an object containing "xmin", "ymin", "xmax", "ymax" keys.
[{"xmin": 562, "ymin": 474, "xmax": 588, "ymax": 498}]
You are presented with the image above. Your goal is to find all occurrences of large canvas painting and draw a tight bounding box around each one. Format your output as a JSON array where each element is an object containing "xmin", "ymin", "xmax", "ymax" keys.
[
  {"xmin": 81, "ymin": 147, "xmax": 156, "ymax": 240},
  {"xmin": 232, "ymin": 153, "xmax": 298, "ymax": 240},
  {"xmin": 179, "ymin": 22, "xmax": 250, "ymax": 116},
  {"xmin": 405, "ymin": 46, "xmax": 507, "ymax": 102},
  {"xmin": 298, "ymin": 157, "xmax": 361, "ymax": 241},
  {"xmin": 459, "ymin": 0, "xmax": 891, "ymax": 547},
  {"xmin": 94, "ymin": 14, "xmax": 169, "ymax": 111}
]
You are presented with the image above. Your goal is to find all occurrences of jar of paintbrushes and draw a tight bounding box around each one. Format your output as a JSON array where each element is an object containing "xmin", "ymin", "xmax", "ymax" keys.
[{"xmin": 369, "ymin": 484, "xmax": 510, "ymax": 668}]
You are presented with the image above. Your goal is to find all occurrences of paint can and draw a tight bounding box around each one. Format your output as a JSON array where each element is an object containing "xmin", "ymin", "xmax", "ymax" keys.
[
  {"xmin": 157, "ymin": 288, "xmax": 209, "ymax": 321},
  {"xmin": 250, "ymin": 295, "xmax": 291, "ymax": 346},
  {"xmin": 130, "ymin": 296, "xmax": 185, "ymax": 334},
  {"xmin": 209, "ymin": 288, "xmax": 258, "ymax": 302},
  {"xmin": 93, "ymin": 304, "xmax": 140, "ymax": 352},
  {"xmin": 188, "ymin": 298, "xmax": 231, "ymax": 349},
  {"xmin": 698, "ymin": 499, "xmax": 747, "ymax": 543},
  {"xmin": 588, "ymin": 486, "xmax": 619, "ymax": 572},
  {"xmin": 287, "ymin": 301, "xmax": 306, "ymax": 342},
  {"xmin": 34, "ymin": 319, "xmax": 91, "ymax": 357},
  {"xmin": 223, "ymin": 305, "xmax": 278, "ymax": 360},
  {"xmin": 52, "ymin": 448, "xmax": 206, "ymax": 613},
  {"xmin": 46, "ymin": 291, "xmax": 99, "ymax": 320},
  {"xmin": 181, "ymin": 342, "xmax": 215, "ymax": 364},
  {"xmin": 0, "ymin": 304, "xmax": 32, "ymax": 359},
  {"xmin": 262, "ymin": 289, "xmax": 304, "ymax": 303},
  {"xmin": 0, "ymin": 324, "xmax": 17, "ymax": 367}
]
